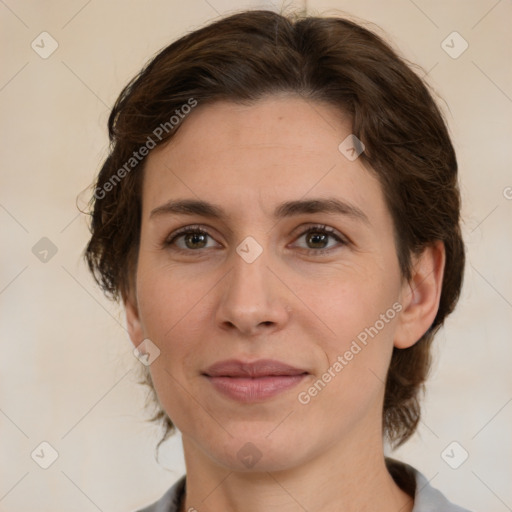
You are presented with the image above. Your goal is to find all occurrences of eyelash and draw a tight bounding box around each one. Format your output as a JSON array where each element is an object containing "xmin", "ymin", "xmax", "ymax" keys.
[{"xmin": 163, "ymin": 224, "xmax": 347, "ymax": 256}]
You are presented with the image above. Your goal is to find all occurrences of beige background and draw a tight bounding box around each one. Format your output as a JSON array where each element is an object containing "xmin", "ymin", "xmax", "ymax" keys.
[{"xmin": 1, "ymin": 0, "xmax": 511, "ymax": 510}]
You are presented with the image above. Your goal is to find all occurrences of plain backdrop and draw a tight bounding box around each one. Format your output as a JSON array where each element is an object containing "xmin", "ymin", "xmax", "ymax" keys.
[{"xmin": 1, "ymin": 0, "xmax": 511, "ymax": 511}]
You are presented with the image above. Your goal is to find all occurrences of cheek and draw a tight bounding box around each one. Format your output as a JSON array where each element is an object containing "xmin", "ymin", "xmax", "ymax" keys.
[
  {"xmin": 299, "ymin": 277, "xmax": 400, "ymax": 415},
  {"xmin": 135, "ymin": 261, "xmax": 215, "ymax": 404},
  {"xmin": 316, "ymin": 264, "xmax": 400, "ymax": 342},
  {"xmin": 135, "ymin": 266, "xmax": 215, "ymax": 430},
  {"xmin": 306, "ymin": 263, "xmax": 401, "ymax": 406},
  {"xmin": 136, "ymin": 256, "xmax": 213, "ymax": 339}
]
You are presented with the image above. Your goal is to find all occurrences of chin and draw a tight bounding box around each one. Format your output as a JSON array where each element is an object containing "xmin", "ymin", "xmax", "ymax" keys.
[{"xmin": 203, "ymin": 432, "xmax": 311, "ymax": 473}]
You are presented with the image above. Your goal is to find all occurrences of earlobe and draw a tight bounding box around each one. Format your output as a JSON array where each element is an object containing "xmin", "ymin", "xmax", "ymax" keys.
[
  {"xmin": 124, "ymin": 290, "xmax": 145, "ymax": 348},
  {"xmin": 394, "ymin": 241, "xmax": 446, "ymax": 349}
]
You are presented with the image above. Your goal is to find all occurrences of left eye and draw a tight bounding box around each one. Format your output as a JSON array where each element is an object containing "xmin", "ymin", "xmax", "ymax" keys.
[
  {"xmin": 169, "ymin": 229, "xmax": 218, "ymax": 250},
  {"xmin": 292, "ymin": 226, "xmax": 345, "ymax": 252}
]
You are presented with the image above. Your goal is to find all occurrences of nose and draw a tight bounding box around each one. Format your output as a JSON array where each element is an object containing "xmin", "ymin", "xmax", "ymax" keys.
[{"xmin": 214, "ymin": 247, "xmax": 291, "ymax": 337}]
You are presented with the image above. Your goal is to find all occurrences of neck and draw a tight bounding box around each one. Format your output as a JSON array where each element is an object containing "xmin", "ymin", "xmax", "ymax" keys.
[{"xmin": 180, "ymin": 428, "xmax": 413, "ymax": 512}]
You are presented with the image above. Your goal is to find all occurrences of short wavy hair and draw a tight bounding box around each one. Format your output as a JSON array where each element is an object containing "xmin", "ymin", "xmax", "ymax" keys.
[{"xmin": 85, "ymin": 9, "xmax": 465, "ymax": 449}]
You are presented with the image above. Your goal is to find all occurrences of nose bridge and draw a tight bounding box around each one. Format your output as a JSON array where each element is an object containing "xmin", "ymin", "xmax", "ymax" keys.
[
  {"xmin": 228, "ymin": 239, "xmax": 271, "ymax": 310},
  {"xmin": 232, "ymin": 244, "xmax": 267, "ymax": 299},
  {"xmin": 215, "ymin": 235, "xmax": 289, "ymax": 335}
]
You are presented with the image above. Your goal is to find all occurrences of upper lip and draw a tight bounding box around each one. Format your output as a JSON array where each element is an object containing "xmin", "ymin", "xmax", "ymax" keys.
[{"xmin": 203, "ymin": 359, "xmax": 308, "ymax": 378}]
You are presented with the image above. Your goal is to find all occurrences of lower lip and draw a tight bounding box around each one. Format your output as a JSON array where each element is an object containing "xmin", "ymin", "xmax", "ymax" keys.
[{"xmin": 205, "ymin": 375, "xmax": 307, "ymax": 403}]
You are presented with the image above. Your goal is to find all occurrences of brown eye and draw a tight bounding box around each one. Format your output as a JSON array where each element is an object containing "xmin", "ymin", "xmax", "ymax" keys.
[
  {"xmin": 292, "ymin": 225, "xmax": 346, "ymax": 254},
  {"xmin": 183, "ymin": 232, "xmax": 208, "ymax": 249},
  {"xmin": 165, "ymin": 227, "xmax": 219, "ymax": 251},
  {"xmin": 305, "ymin": 231, "xmax": 330, "ymax": 249}
]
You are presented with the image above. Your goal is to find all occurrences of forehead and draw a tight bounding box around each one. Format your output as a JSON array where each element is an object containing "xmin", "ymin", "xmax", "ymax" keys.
[
  {"xmin": 160, "ymin": 95, "xmax": 348, "ymax": 161},
  {"xmin": 141, "ymin": 95, "xmax": 390, "ymax": 228}
]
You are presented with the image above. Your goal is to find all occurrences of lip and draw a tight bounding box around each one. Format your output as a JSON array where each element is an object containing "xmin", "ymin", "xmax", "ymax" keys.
[{"xmin": 203, "ymin": 359, "xmax": 308, "ymax": 403}]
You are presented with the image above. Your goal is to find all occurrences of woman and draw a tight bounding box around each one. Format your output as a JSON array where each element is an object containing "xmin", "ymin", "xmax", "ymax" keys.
[{"xmin": 85, "ymin": 9, "xmax": 470, "ymax": 512}]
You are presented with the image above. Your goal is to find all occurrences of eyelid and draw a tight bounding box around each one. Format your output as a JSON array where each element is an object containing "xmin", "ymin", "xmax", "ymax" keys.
[{"xmin": 291, "ymin": 223, "xmax": 348, "ymax": 242}]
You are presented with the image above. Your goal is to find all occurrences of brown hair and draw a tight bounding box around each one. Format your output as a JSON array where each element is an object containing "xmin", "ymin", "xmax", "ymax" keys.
[{"xmin": 85, "ymin": 9, "xmax": 465, "ymax": 449}]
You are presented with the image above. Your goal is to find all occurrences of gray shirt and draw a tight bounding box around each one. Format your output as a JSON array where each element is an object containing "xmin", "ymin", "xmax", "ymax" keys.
[{"xmin": 135, "ymin": 458, "xmax": 472, "ymax": 512}]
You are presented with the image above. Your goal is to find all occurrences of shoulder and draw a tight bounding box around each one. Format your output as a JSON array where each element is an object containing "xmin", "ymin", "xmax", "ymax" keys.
[
  {"xmin": 133, "ymin": 475, "xmax": 185, "ymax": 512},
  {"xmin": 386, "ymin": 457, "xmax": 473, "ymax": 512}
]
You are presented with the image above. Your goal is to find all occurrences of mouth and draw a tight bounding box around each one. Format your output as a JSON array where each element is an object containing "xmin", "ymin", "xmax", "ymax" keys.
[{"xmin": 202, "ymin": 359, "xmax": 309, "ymax": 403}]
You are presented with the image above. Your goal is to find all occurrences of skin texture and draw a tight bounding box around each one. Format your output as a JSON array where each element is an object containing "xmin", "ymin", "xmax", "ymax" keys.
[{"xmin": 125, "ymin": 95, "xmax": 445, "ymax": 512}]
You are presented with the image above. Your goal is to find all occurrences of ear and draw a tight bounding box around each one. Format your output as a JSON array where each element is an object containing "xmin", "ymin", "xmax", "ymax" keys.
[
  {"xmin": 123, "ymin": 288, "xmax": 145, "ymax": 348},
  {"xmin": 394, "ymin": 241, "xmax": 446, "ymax": 349}
]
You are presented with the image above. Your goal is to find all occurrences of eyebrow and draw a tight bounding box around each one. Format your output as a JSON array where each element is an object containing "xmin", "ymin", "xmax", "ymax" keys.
[{"xmin": 150, "ymin": 197, "xmax": 370, "ymax": 225}]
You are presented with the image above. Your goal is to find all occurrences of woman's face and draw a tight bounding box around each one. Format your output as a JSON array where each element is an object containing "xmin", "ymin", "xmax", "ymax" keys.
[{"xmin": 127, "ymin": 95, "xmax": 412, "ymax": 471}]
